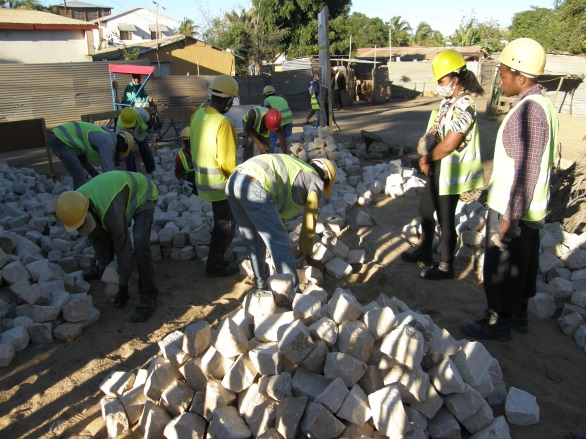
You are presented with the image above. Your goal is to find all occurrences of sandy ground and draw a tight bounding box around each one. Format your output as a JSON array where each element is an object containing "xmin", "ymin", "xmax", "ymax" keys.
[{"xmin": 1, "ymin": 97, "xmax": 585, "ymax": 439}]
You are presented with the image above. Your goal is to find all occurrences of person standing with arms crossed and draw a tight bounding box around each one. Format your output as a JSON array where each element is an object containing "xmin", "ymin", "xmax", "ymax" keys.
[{"xmin": 461, "ymin": 38, "xmax": 559, "ymax": 341}]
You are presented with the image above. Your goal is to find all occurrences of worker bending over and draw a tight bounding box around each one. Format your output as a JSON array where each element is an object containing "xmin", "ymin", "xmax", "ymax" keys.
[
  {"xmin": 262, "ymin": 85, "xmax": 293, "ymax": 147},
  {"xmin": 242, "ymin": 107, "xmax": 285, "ymax": 161},
  {"xmin": 116, "ymin": 107, "xmax": 156, "ymax": 175}
]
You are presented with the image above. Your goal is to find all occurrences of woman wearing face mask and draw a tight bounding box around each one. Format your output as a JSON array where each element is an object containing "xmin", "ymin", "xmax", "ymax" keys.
[{"xmin": 402, "ymin": 50, "xmax": 484, "ymax": 280}]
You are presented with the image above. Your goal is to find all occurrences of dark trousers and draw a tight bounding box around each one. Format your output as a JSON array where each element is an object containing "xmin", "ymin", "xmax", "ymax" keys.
[
  {"xmin": 133, "ymin": 205, "xmax": 158, "ymax": 308},
  {"xmin": 483, "ymin": 208, "xmax": 540, "ymax": 314},
  {"xmin": 418, "ymin": 163, "xmax": 460, "ymax": 265},
  {"xmin": 334, "ymin": 89, "xmax": 343, "ymax": 109},
  {"xmin": 125, "ymin": 137, "xmax": 156, "ymax": 174},
  {"xmin": 207, "ymin": 198, "xmax": 236, "ymax": 271}
]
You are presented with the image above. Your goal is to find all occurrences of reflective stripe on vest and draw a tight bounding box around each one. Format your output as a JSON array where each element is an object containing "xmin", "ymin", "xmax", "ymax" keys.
[
  {"xmin": 238, "ymin": 154, "xmax": 316, "ymax": 218},
  {"xmin": 178, "ymin": 149, "xmax": 195, "ymax": 174},
  {"xmin": 77, "ymin": 170, "xmax": 157, "ymax": 229},
  {"xmin": 117, "ymin": 107, "xmax": 148, "ymax": 132},
  {"xmin": 487, "ymin": 94, "xmax": 558, "ymax": 222},
  {"xmin": 265, "ymin": 96, "xmax": 294, "ymax": 126},
  {"xmin": 53, "ymin": 122, "xmax": 107, "ymax": 161},
  {"xmin": 310, "ymin": 93, "xmax": 320, "ymax": 110},
  {"xmin": 243, "ymin": 107, "xmax": 270, "ymax": 137},
  {"xmin": 190, "ymin": 108, "xmax": 229, "ymax": 201}
]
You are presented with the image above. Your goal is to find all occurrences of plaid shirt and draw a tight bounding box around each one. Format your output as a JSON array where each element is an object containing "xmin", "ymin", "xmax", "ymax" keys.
[{"xmin": 502, "ymin": 84, "xmax": 549, "ymax": 222}]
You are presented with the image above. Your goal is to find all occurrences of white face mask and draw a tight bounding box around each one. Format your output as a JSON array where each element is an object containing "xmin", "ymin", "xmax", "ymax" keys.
[{"xmin": 436, "ymin": 78, "xmax": 456, "ymax": 98}]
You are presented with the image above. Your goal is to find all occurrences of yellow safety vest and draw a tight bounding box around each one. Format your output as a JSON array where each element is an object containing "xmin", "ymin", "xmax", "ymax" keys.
[
  {"xmin": 265, "ymin": 96, "xmax": 293, "ymax": 126},
  {"xmin": 53, "ymin": 122, "xmax": 108, "ymax": 161},
  {"xmin": 310, "ymin": 93, "xmax": 320, "ymax": 110},
  {"xmin": 177, "ymin": 148, "xmax": 195, "ymax": 175},
  {"xmin": 243, "ymin": 107, "xmax": 270, "ymax": 138}
]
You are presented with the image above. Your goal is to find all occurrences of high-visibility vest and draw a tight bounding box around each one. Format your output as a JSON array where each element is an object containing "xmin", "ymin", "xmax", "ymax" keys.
[
  {"xmin": 487, "ymin": 94, "xmax": 558, "ymax": 222},
  {"xmin": 177, "ymin": 148, "xmax": 195, "ymax": 175},
  {"xmin": 265, "ymin": 96, "xmax": 293, "ymax": 126},
  {"xmin": 238, "ymin": 153, "xmax": 317, "ymax": 219},
  {"xmin": 53, "ymin": 122, "xmax": 109, "ymax": 161},
  {"xmin": 190, "ymin": 108, "xmax": 230, "ymax": 201},
  {"xmin": 310, "ymin": 93, "xmax": 320, "ymax": 110},
  {"xmin": 77, "ymin": 170, "xmax": 158, "ymax": 229},
  {"xmin": 243, "ymin": 107, "xmax": 270, "ymax": 138},
  {"xmin": 117, "ymin": 107, "xmax": 148, "ymax": 132}
]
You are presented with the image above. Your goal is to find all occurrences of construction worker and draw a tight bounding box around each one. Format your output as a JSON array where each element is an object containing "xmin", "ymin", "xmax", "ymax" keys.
[
  {"xmin": 121, "ymin": 74, "xmax": 154, "ymax": 108},
  {"xmin": 242, "ymin": 107, "xmax": 285, "ymax": 161},
  {"xmin": 305, "ymin": 71, "xmax": 320, "ymax": 125},
  {"xmin": 262, "ymin": 85, "xmax": 293, "ymax": 147},
  {"xmin": 226, "ymin": 154, "xmax": 336, "ymax": 293},
  {"xmin": 116, "ymin": 107, "xmax": 156, "ymax": 175},
  {"xmin": 48, "ymin": 121, "xmax": 134, "ymax": 189},
  {"xmin": 174, "ymin": 126, "xmax": 197, "ymax": 196},
  {"xmin": 54, "ymin": 171, "xmax": 159, "ymax": 322},
  {"xmin": 461, "ymin": 38, "xmax": 559, "ymax": 341},
  {"xmin": 190, "ymin": 74, "xmax": 240, "ymax": 278}
]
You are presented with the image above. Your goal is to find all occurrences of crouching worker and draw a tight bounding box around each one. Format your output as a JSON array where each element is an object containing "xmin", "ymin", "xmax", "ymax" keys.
[
  {"xmin": 174, "ymin": 127, "xmax": 197, "ymax": 196},
  {"xmin": 55, "ymin": 170, "xmax": 159, "ymax": 323},
  {"xmin": 226, "ymin": 154, "xmax": 336, "ymax": 293},
  {"xmin": 49, "ymin": 121, "xmax": 133, "ymax": 189}
]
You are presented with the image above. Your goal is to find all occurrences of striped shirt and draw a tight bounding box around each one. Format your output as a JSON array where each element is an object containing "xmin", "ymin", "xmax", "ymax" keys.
[{"xmin": 502, "ymin": 84, "xmax": 549, "ymax": 223}]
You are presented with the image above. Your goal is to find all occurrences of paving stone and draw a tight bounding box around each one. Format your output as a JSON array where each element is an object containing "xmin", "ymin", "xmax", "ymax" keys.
[
  {"xmin": 189, "ymin": 391, "xmax": 204, "ymax": 417},
  {"xmin": 383, "ymin": 364, "xmax": 430, "ymax": 404},
  {"xmin": 308, "ymin": 317, "xmax": 338, "ymax": 347},
  {"xmin": 161, "ymin": 380, "xmax": 195, "ymax": 417},
  {"xmin": 256, "ymin": 428, "xmax": 281, "ymax": 439},
  {"xmin": 158, "ymin": 330, "xmax": 190, "ymax": 367},
  {"xmin": 338, "ymin": 320, "xmax": 375, "ymax": 362},
  {"xmin": 462, "ymin": 401, "xmax": 495, "ymax": 434},
  {"xmin": 182, "ymin": 320, "xmax": 211, "ymax": 357},
  {"xmin": 474, "ymin": 369, "xmax": 495, "ymax": 399},
  {"xmin": 268, "ymin": 273, "xmax": 295, "ymax": 306},
  {"xmin": 291, "ymin": 367, "xmax": 330, "ymax": 401},
  {"xmin": 444, "ymin": 383, "xmax": 492, "ymax": 427},
  {"xmin": 275, "ymin": 397, "xmax": 307, "ymax": 439},
  {"xmin": 222, "ymin": 353, "xmax": 258, "ymax": 393},
  {"xmin": 99, "ymin": 371, "xmax": 136, "ymax": 397},
  {"xmin": 558, "ymin": 312, "xmax": 585, "ymax": 335},
  {"xmin": 335, "ymin": 384, "xmax": 371, "ymax": 426},
  {"xmin": 486, "ymin": 358, "xmax": 507, "ymax": 406},
  {"xmin": 201, "ymin": 345, "xmax": 234, "ymax": 380},
  {"xmin": 32, "ymin": 305, "xmax": 61, "ymax": 322},
  {"xmin": 429, "ymin": 357, "xmax": 466, "ymax": 395},
  {"xmin": 314, "ymin": 377, "xmax": 349, "ymax": 413},
  {"xmin": 357, "ymin": 365, "xmax": 384, "ymax": 396},
  {"xmin": 0, "ymin": 298, "xmax": 10, "ymax": 319},
  {"xmin": 255, "ymin": 311, "xmax": 296, "ymax": 343},
  {"xmin": 249, "ymin": 342, "xmax": 283, "ymax": 376},
  {"xmin": 324, "ymin": 352, "xmax": 367, "ymax": 387},
  {"xmin": 574, "ymin": 325, "xmax": 586, "ymax": 348},
  {"xmin": 258, "ymin": 372, "xmax": 292, "ymax": 401},
  {"xmin": 453, "ymin": 340, "xmax": 492, "ymax": 387},
  {"xmin": 215, "ymin": 317, "xmax": 249, "ymax": 358},
  {"xmin": 363, "ymin": 306, "xmax": 398, "ymax": 340},
  {"xmin": 49, "ymin": 290, "xmax": 70, "ymax": 308},
  {"xmin": 100, "ymin": 397, "xmax": 129, "ymax": 438},
  {"xmin": 52, "ymin": 321, "xmax": 83, "ymax": 343},
  {"xmin": 203, "ymin": 379, "xmax": 236, "ymax": 422},
  {"xmin": 328, "ymin": 288, "xmax": 363, "ymax": 324},
  {"xmin": 28, "ymin": 322, "xmax": 53, "ymax": 344},
  {"xmin": 379, "ymin": 324, "xmax": 424, "ymax": 370},
  {"xmin": 238, "ymin": 382, "xmax": 278, "ymax": 437},
  {"xmin": 505, "ymin": 387, "xmax": 539, "ymax": 426},
  {"xmin": 278, "ymin": 320, "xmax": 314, "ymax": 365},
  {"xmin": 0, "ymin": 342, "xmax": 16, "ymax": 367},
  {"xmin": 468, "ymin": 416, "xmax": 511, "ymax": 439},
  {"xmin": 62, "ymin": 297, "xmax": 90, "ymax": 322},
  {"xmin": 10, "ymin": 281, "xmax": 42, "ymax": 305},
  {"xmin": 0, "ymin": 325, "xmax": 30, "ymax": 351},
  {"xmin": 144, "ymin": 355, "xmax": 180, "ymax": 401},
  {"xmin": 163, "ymin": 412, "xmax": 206, "ymax": 439},
  {"xmin": 120, "ymin": 385, "xmax": 148, "ymax": 425},
  {"xmin": 244, "ymin": 289, "xmax": 277, "ymax": 324},
  {"xmin": 209, "ymin": 405, "xmax": 252, "ymax": 438},
  {"xmin": 428, "ymin": 407, "xmax": 461, "ymax": 439},
  {"xmin": 300, "ymin": 339, "xmax": 328, "ymax": 373},
  {"xmin": 82, "ymin": 307, "xmax": 100, "ymax": 328},
  {"xmin": 368, "ymin": 385, "xmax": 409, "ymax": 438},
  {"xmin": 300, "ymin": 401, "xmax": 345, "ymax": 438},
  {"xmin": 325, "ymin": 257, "xmax": 353, "ymax": 279},
  {"xmin": 528, "ymin": 293, "xmax": 556, "ymax": 319},
  {"xmin": 292, "ymin": 293, "xmax": 322, "ymax": 325},
  {"xmin": 139, "ymin": 400, "xmax": 172, "ymax": 439},
  {"xmin": 571, "ymin": 291, "xmax": 586, "ymax": 307},
  {"xmin": 13, "ymin": 316, "xmax": 34, "ymax": 328},
  {"xmin": 179, "ymin": 356, "xmax": 207, "ymax": 392}
]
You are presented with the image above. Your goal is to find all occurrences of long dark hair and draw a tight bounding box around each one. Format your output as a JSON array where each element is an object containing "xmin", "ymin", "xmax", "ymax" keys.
[{"xmin": 452, "ymin": 68, "xmax": 484, "ymax": 96}]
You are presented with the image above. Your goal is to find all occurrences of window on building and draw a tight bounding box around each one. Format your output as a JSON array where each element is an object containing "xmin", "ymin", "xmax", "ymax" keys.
[
  {"xmin": 150, "ymin": 31, "xmax": 162, "ymax": 40},
  {"xmin": 120, "ymin": 31, "xmax": 132, "ymax": 41}
]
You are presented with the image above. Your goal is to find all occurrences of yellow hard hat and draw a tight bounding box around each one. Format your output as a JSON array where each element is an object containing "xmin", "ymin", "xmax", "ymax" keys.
[
  {"xmin": 431, "ymin": 50, "xmax": 466, "ymax": 82},
  {"xmin": 210, "ymin": 75, "xmax": 239, "ymax": 98},
  {"xmin": 55, "ymin": 191, "xmax": 90, "ymax": 232},
  {"xmin": 120, "ymin": 107, "xmax": 137, "ymax": 128},
  {"xmin": 263, "ymin": 85, "xmax": 275, "ymax": 96},
  {"xmin": 180, "ymin": 126, "xmax": 190, "ymax": 139},
  {"xmin": 117, "ymin": 131, "xmax": 134, "ymax": 158},
  {"xmin": 311, "ymin": 158, "xmax": 337, "ymax": 195},
  {"xmin": 499, "ymin": 38, "xmax": 546, "ymax": 77}
]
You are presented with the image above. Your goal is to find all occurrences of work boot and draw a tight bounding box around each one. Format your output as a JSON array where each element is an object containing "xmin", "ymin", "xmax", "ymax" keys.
[
  {"xmin": 83, "ymin": 267, "xmax": 103, "ymax": 282},
  {"xmin": 420, "ymin": 262, "xmax": 454, "ymax": 280},
  {"xmin": 110, "ymin": 286, "xmax": 129, "ymax": 308},
  {"xmin": 206, "ymin": 261, "xmax": 240, "ymax": 278},
  {"xmin": 128, "ymin": 306, "xmax": 156, "ymax": 323},
  {"xmin": 401, "ymin": 247, "xmax": 434, "ymax": 267},
  {"xmin": 511, "ymin": 311, "xmax": 529, "ymax": 334},
  {"xmin": 460, "ymin": 311, "xmax": 511, "ymax": 342}
]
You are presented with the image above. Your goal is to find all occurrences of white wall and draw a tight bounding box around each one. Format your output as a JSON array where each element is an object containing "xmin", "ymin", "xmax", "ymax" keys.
[{"xmin": 0, "ymin": 30, "xmax": 91, "ymax": 63}]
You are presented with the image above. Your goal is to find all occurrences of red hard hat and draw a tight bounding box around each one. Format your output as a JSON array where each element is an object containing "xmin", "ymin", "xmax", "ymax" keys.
[{"xmin": 264, "ymin": 108, "xmax": 282, "ymax": 131}]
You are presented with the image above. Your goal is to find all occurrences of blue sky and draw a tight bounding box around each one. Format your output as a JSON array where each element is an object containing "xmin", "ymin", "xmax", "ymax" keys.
[{"xmin": 59, "ymin": 0, "xmax": 556, "ymax": 37}]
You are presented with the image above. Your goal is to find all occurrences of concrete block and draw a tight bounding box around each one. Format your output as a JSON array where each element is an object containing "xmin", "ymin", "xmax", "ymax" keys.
[
  {"xmin": 308, "ymin": 317, "xmax": 338, "ymax": 347},
  {"xmin": 159, "ymin": 330, "xmax": 191, "ymax": 367},
  {"xmin": 325, "ymin": 257, "xmax": 353, "ymax": 279},
  {"xmin": 268, "ymin": 273, "xmax": 296, "ymax": 306},
  {"xmin": 383, "ymin": 364, "xmax": 430, "ymax": 404},
  {"xmin": 428, "ymin": 407, "xmax": 461, "ymax": 439},
  {"xmin": 368, "ymin": 385, "xmax": 409, "ymax": 439},
  {"xmin": 258, "ymin": 372, "xmax": 292, "ymax": 401},
  {"xmin": 558, "ymin": 312, "xmax": 585, "ymax": 335},
  {"xmin": 278, "ymin": 320, "xmax": 314, "ymax": 365},
  {"xmin": 453, "ymin": 340, "xmax": 492, "ymax": 387},
  {"xmin": 300, "ymin": 339, "xmax": 328, "ymax": 373},
  {"xmin": 300, "ymin": 401, "xmax": 345, "ymax": 439},
  {"xmin": 120, "ymin": 385, "xmax": 148, "ymax": 425},
  {"xmin": 292, "ymin": 293, "xmax": 322, "ymax": 326},
  {"xmin": 314, "ymin": 377, "xmax": 349, "ymax": 413},
  {"xmin": 328, "ymin": 289, "xmax": 363, "ymax": 324},
  {"xmin": 100, "ymin": 371, "xmax": 136, "ymax": 397},
  {"xmin": 161, "ymin": 380, "xmax": 195, "ymax": 417},
  {"xmin": 275, "ymin": 397, "xmax": 307, "ymax": 439},
  {"xmin": 222, "ymin": 353, "xmax": 258, "ymax": 393},
  {"xmin": 324, "ymin": 352, "xmax": 367, "ymax": 387},
  {"xmin": 32, "ymin": 305, "xmax": 61, "ymax": 323},
  {"xmin": 254, "ymin": 311, "xmax": 295, "ymax": 343},
  {"xmin": 62, "ymin": 297, "xmax": 90, "ymax": 322},
  {"xmin": 163, "ymin": 412, "xmax": 206, "ymax": 439},
  {"xmin": 468, "ymin": 416, "xmax": 511, "ymax": 439},
  {"xmin": 0, "ymin": 325, "xmax": 29, "ymax": 351},
  {"xmin": 363, "ymin": 306, "xmax": 398, "ymax": 340},
  {"xmin": 203, "ymin": 379, "xmax": 237, "ymax": 422},
  {"xmin": 201, "ymin": 345, "xmax": 234, "ymax": 380},
  {"xmin": 249, "ymin": 342, "xmax": 283, "ymax": 376},
  {"xmin": 429, "ymin": 357, "xmax": 466, "ymax": 395},
  {"xmin": 336, "ymin": 384, "xmax": 371, "ymax": 426},
  {"xmin": 139, "ymin": 400, "xmax": 172, "ymax": 439},
  {"xmin": 338, "ymin": 320, "xmax": 375, "ymax": 362},
  {"xmin": 505, "ymin": 387, "xmax": 539, "ymax": 426},
  {"xmin": 0, "ymin": 342, "xmax": 16, "ymax": 367},
  {"xmin": 215, "ymin": 316, "xmax": 249, "ymax": 358},
  {"xmin": 100, "ymin": 397, "xmax": 129, "ymax": 438},
  {"xmin": 291, "ymin": 367, "xmax": 330, "ymax": 401},
  {"xmin": 528, "ymin": 293, "xmax": 556, "ymax": 319},
  {"xmin": 144, "ymin": 355, "xmax": 180, "ymax": 401},
  {"xmin": 209, "ymin": 406, "xmax": 252, "ymax": 438},
  {"xmin": 379, "ymin": 325, "xmax": 424, "ymax": 370}
]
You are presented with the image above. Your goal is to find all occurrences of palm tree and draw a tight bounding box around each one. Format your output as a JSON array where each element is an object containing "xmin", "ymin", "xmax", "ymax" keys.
[
  {"xmin": 1, "ymin": 0, "xmax": 45, "ymax": 9},
  {"xmin": 390, "ymin": 16, "xmax": 412, "ymax": 46},
  {"xmin": 413, "ymin": 22, "xmax": 443, "ymax": 46},
  {"xmin": 177, "ymin": 18, "xmax": 198, "ymax": 37}
]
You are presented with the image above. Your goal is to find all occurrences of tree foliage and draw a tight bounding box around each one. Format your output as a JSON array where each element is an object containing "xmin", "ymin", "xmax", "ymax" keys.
[
  {"xmin": 346, "ymin": 12, "xmax": 388, "ymax": 52},
  {"xmin": 177, "ymin": 18, "xmax": 197, "ymax": 37},
  {"xmin": 413, "ymin": 22, "xmax": 443, "ymax": 46},
  {"xmin": 1, "ymin": 0, "xmax": 45, "ymax": 9},
  {"xmin": 390, "ymin": 16, "xmax": 412, "ymax": 47}
]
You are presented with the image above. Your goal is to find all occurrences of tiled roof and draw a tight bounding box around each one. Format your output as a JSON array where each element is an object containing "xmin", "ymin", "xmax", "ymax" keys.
[{"xmin": 0, "ymin": 9, "xmax": 96, "ymax": 28}]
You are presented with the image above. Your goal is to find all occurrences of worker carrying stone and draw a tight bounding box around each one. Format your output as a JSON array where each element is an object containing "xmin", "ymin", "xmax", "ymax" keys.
[
  {"xmin": 225, "ymin": 154, "xmax": 337, "ymax": 294},
  {"xmin": 48, "ymin": 121, "xmax": 134, "ymax": 189},
  {"xmin": 241, "ymin": 107, "xmax": 285, "ymax": 161},
  {"xmin": 174, "ymin": 126, "xmax": 197, "ymax": 196},
  {"xmin": 262, "ymin": 85, "xmax": 293, "ymax": 146},
  {"xmin": 55, "ymin": 170, "xmax": 159, "ymax": 322}
]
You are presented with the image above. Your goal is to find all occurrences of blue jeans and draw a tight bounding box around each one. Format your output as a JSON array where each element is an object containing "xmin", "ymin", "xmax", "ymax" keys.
[
  {"xmin": 49, "ymin": 135, "xmax": 95, "ymax": 189},
  {"xmin": 270, "ymin": 123, "xmax": 292, "ymax": 146},
  {"xmin": 125, "ymin": 137, "xmax": 156, "ymax": 174},
  {"xmin": 226, "ymin": 171, "xmax": 298, "ymax": 291}
]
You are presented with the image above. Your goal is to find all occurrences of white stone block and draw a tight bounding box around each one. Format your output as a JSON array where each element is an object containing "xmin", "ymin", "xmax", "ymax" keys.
[
  {"xmin": 453, "ymin": 340, "xmax": 492, "ymax": 387},
  {"xmin": 100, "ymin": 371, "xmax": 136, "ymax": 397},
  {"xmin": 429, "ymin": 357, "xmax": 466, "ymax": 395},
  {"xmin": 101, "ymin": 397, "xmax": 129, "ymax": 438},
  {"xmin": 328, "ymin": 289, "xmax": 363, "ymax": 324},
  {"xmin": 338, "ymin": 320, "xmax": 375, "ymax": 362},
  {"xmin": 182, "ymin": 320, "xmax": 211, "ymax": 357},
  {"xmin": 300, "ymin": 401, "xmax": 345, "ymax": 438},
  {"xmin": 505, "ymin": 387, "xmax": 539, "ymax": 426},
  {"xmin": 379, "ymin": 325, "xmax": 424, "ymax": 370},
  {"xmin": 368, "ymin": 385, "xmax": 409, "ymax": 438},
  {"xmin": 278, "ymin": 320, "xmax": 314, "ymax": 365},
  {"xmin": 528, "ymin": 293, "xmax": 556, "ymax": 319},
  {"xmin": 468, "ymin": 416, "xmax": 511, "ymax": 439}
]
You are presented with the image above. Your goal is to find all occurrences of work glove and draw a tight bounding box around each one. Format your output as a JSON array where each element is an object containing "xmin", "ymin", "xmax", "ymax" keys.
[{"xmin": 110, "ymin": 285, "xmax": 129, "ymax": 308}]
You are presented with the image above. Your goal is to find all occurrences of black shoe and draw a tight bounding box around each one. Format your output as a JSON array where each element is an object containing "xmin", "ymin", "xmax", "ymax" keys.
[
  {"xmin": 129, "ymin": 307, "xmax": 155, "ymax": 323},
  {"xmin": 511, "ymin": 311, "xmax": 528, "ymax": 334},
  {"xmin": 420, "ymin": 262, "xmax": 454, "ymax": 280},
  {"xmin": 110, "ymin": 290, "xmax": 129, "ymax": 308},
  {"xmin": 461, "ymin": 312, "xmax": 511, "ymax": 342},
  {"xmin": 401, "ymin": 248, "xmax": 434, "ymax": 267},
  {"xmin": 83, "ymin": 267, "xmax": 103, "ymax": 282},
  {"xmin": 206, "ymin": 262, "xmax": 240, "ymax": 278}
]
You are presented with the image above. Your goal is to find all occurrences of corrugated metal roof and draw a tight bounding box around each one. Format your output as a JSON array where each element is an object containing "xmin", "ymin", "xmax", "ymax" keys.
[
  {"xmin": 117, "ymin": 22, "xmax": 136, "ymax": 32},
  {"xmin": 357, "ymin": 46, "xmax": 484, "ymax": 60},
  {"xmin": 0, "ymin": 9, "xmax": 95, "ymax": 27},
  {"xmin": 53, "ymin": 1, "xmax": 111, "ymax": 8},
  {"xmin": 149, "ymin": 24, "xmax": 169, "ymax": 32}
]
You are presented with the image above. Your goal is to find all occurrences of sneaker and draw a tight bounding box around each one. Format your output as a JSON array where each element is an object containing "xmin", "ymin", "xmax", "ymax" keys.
[
  {"xmin": 460, "ymin": 312, "xmax": 511, "ymax": 342},
  {"xmin": 420, "ymin": 262, "xmax": 454, "ymax": 280},
  {"xmin": 128, "ymin": 307, "xmax": 155, "ymax": 323},
  {"xmin": 83, "ymin": 267, "xmax": 103, "ymax": 282},
  {"xmin": 511, "ymin": 311, "xmax": 528, "ymax": 334},
  {"xmin": 206, "ymin": 262, "xmax": 240, "ymax": 278},
  {"xmin": 401, "ymin": 248, "xmax": 434, "ymax": 267}
]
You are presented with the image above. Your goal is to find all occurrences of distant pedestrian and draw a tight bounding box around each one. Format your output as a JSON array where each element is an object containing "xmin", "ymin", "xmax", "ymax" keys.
[
  {"xmin": 332, "ymin": 67, "xmax": 346, "ymax": 110},
  {"xmin": 305, "ymin": 71, "xmax": 320, "ymax": 125}
]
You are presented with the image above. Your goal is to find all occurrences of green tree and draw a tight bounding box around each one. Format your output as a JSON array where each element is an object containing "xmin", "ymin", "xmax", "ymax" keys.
[
  {"xmin": 389, "ymin": 16, "xmax": 412, "ymax": 46},
  {"xmin": 1, "ymin": 0, "xmax": 45, "ymax": 9},
  {"xmin": 509, "ymin": 7, "xmax": 554, "ymax": 44},
  {"xmin": 412, "ymin": 21, "xmax": 443, "ymax": 46},
  {"xmin": 346, "ymin": 12, "xmax": 388, "ymax": 52},
  {"xmin": 451, "ymin": 15, "xmax": 482, "ymax": 46},
  {"xmin": 177, "ymin": 18, "xmax": 198, "ymax": 37}
]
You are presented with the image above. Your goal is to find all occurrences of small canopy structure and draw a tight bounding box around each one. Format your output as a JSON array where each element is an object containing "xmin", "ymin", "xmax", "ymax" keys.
[{"xmin": 108, "ymin": 64, "xmax": 155, "ymax": 110}]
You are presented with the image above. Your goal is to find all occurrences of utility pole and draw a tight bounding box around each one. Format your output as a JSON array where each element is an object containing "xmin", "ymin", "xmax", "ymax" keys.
[
  {"xmin": 153, "ymin": 1, "xmax": 166, "ymax": 73},
  {"xmin": 389, "ymin": 22, "xmax": 394, "ymax": 63}
]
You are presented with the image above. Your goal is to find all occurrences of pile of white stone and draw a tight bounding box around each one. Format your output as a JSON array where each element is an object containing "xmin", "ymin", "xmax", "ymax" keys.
[
  {"xmin": 0, "ymin": 162, "xmax": 100, "ymax": 368},
  {"xmin": 98, "ymin": 278, "xmax": 540, "ymax": 438},
  {"xmin": 400, "ymin": 201, "xmax": 586, "ymax": 354}
]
